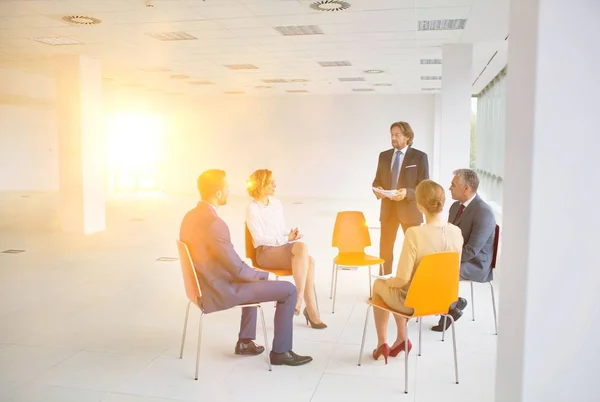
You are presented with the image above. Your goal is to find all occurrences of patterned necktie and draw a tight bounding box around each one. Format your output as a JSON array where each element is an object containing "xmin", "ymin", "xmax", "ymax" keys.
[
  {"xmin": 391, "ymin": 150, "xmax": 403, "ymax": 189},
  {"xmin": 454, "ymin": 204, "xmax": 465, "ymax": 223}
]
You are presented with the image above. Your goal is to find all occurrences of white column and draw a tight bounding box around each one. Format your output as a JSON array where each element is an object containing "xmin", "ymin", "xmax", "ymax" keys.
[
  {"xmin": 439, "ymin": 44, "xmax": 472, "ymax": 189},
  {"xmin": 431, "ymin": 93, "xmax": 442, "ymax": 182},
  {"xmin": 57, "ymin": 55, "xmax": 106, "ymax": 234},
  {"xmin": 496, "ymin": 1, "xmax": 600, "ymax": 401}
]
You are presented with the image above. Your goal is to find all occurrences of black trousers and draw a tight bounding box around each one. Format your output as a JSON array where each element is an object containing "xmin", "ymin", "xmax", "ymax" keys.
[{"xmin": 379, "ymin": 214, "xmax": 420, "ymax": 275}]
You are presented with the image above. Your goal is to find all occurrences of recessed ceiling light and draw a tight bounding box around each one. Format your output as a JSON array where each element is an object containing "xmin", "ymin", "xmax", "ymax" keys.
[
  {"xmin": 224, "ymin": 64, "xmax": 259, "ymax": 70},
  {"xmin": 420, "ymin": 59, "xmax": 442, "ymax": 65},
  {"xmin": 339, "ymin": 77, "xmax": 365, "ymax": 82},
  {"xmin": 421, "ymin": 76, "xmax": 442, "ymax": 80},
  {"xmin": 189, "ymin": 81, "xmax": 214, "ymax": 85},
  {"xmin": 418, "ymin": 19, "xmax": 467, "ymax": 31},
  {"xmin": 352, "ymin": 88, "xmax": 374, "ymax": 92},
  {"xmin": 364, "ymin": 69, "xmax": 384, "ymax": 74},
  {"xmin": 170, "ymin": 74, "xmax": 189, "ymax": 79},
  {"xmin": 146, "ymin": 31, "xmax": 198, "ymax": 41},
  {"xmin": 310, "ymin": 1, "xmax": 351, "ymax": 12},
  {"xmin": 319, "ymin": 61, "xmax": 352, "ymax": 67},
  {"xmin": 287, "ymin": 90, "xmax": 309, "ymax": 93},
  {"xmin": 61, "ymin": 15, "xmax": 101, "ymax": 25},
  {"xmin": 30, "ymin": 37, "xmax": 81, "ymax": 46},
  {"xmin": 374, "ymin": 83, "xmax": 392, "ymax": 87},
  {"xmin": 274, "ymin": 25, "xmax": 324, "ymax": 36}
]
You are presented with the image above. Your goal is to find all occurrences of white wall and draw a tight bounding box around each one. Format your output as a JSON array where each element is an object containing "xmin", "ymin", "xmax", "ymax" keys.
[
  {"xmin": 0, "ymin": 105, "xmax": 59, "ymax": 191},
  {"xmin": 162, "ymin": 94, "xmax": 435, "ymax": 199}
]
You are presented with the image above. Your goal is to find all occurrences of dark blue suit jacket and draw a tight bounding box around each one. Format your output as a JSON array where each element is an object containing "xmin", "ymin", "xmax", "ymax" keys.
[{"xmin": 179, "ymin": 201, "xmax": 268, "ymax": 313}]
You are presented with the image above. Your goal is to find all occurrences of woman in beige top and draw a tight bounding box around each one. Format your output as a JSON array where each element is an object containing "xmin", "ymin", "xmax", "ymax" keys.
[{"xmin": 371, "ymin": 179, "xmax": 463, "ymax": 363}]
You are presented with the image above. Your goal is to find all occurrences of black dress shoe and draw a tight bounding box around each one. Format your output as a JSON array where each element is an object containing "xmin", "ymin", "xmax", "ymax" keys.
[
  {"xmin": 235, "ymin": 340, "xmax": 265, "ymax": 356},
  {"xmin": 269, "ymin": 350, "xmax": 313, "ymax": 366},
  {"xmin": 455, "ymin": 297, "xmax": 468, "ymax": 311},
  {"xmin": 431, "ymin": 308, "xmax": 463, "ymax": 332}
]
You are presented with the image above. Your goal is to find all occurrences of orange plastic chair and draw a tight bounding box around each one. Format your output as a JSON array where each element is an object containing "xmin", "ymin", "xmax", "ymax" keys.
[
  {"xmin": 329, "ymin": 211, "xmax": 384, "ymax": 314},
  {"xmin": 464, "ymin": 224, "xmax": 500, "ymax": 335},
  {"xmin": 244, "ymin": 224, "xmax": 293, "ymax": 278},
  {"xmin": 357, "ymin": 252, "xmax": 461, "ymax": 394},
  {"xmin": 176, "ymin": 240, "xmax": 271, "ymax": 380}
]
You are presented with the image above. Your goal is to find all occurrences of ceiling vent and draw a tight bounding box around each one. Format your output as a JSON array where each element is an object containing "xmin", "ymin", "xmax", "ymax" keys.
[
  {"xmin": 224, "ymin": 64, "xmax": 259, "ymax": 70},
  {"xmin": 420, "ymin": 59, "xmax": 442, "ymax": 65},
  {"xmin": 318, "ymin": 61, "xmax": 352, "ymax": 67},
  {"xmin": 422, "ymin": 88, "xmax": 440, "ymax": 91},
  {"xmin": 374, "ymin": 83, "xmax": 392, "ymax": 87},
  {"xmin": 339, "ymin": 77, "xmax": 365, "ymax": 82},
  {"xmin": 146, "ymin": 31, "xmax": 198, "ymax": 41},
  {"xmin": 170, "ymin": 74, "xmax": 190, "ymax": 79},
  {"xmin": 263, "ymin": 79, "xmax": 288, "ymax": 84},
  {"xmin": 364, "ymin": 69, "xmax": 384, "ymax": 74},
  {"xmin": 310, "ymin": 1, "xmax": 351, "ymax": 12},
  {"xmin": 255, "ymin": 85, "xmax": 272, "ymax": 89},
  {"xmin": 421, "ymin": 76, "xmax": 442, "ymax": 80},
  {"xmin": 274, "ymin": 25, "xmax": 324, "ymax": 36},
  {"xmin": 418, "ymin": 19, "xmax": 467, "ymax": 31},
  {"xmin": 286, "ymin": 90, "xmax": 309, "ymax": 93},
  {"xmin": 30, "ymin": 37, "xmax": 81, "ymax": 46},
  {"xmin": 352, "ymin": 88, "xmax": 374, "ymax": 92},
  {"xmin": 189, "ymin": 81, "xmax": 214, "ymax": 85},
  {"xmin": 289, "ymin": 78, "xmax": 309, "ymax": 83},
  {"xmin": 61, "ymin": 15, "xmax": 101, "ymax": 25}
]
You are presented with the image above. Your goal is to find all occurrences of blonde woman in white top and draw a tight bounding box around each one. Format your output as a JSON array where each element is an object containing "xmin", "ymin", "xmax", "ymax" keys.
[{"xmin": 245, "ymin": 169, "xmax": 326, "ymax": 329}]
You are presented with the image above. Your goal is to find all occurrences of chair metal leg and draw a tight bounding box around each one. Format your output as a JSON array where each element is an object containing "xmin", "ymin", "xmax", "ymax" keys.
[
  {"xmin": 470, "ymin": 281, "xmax": 475, "ymax": 321},
  {"xmin": 195, "ymin": 312, "xmax": 204, "ymax": 380},
  {"xmin": 418, "ymin": 317, "xmax": 422, "ymax": 356},
  {"xmin": 329, "ymin": 262, "xmax": 335, "ymax": 299},
  {"xmin": 404, "ymin": 319, "xmax": 409, "ymax": 394},
  {"xmin": 357, "ymin": 305, "xmax": 372, "ymax": 366},
  {"xmin": 490, "ymin": 282, "xmax": 498, "ymax": 335},
  {"xmin": 447, "ymin": 314, "xmax": 459, "ymax": 384},
  {"xmin": 258, "ymin": 306, "xmax": 272, "ymax": 371},
  {"xmin": 179, "ymin": 301, "xmax": 191, "ymax": 359},
  {"xmin": 332, "ymin": 265, "xmax": 339, "ymax": 314},
  {"xmin": 368, "ymin": 265, "xmax": 373, "ymax": 299},
  {"xmin": 442, "ymin": 316, "xmax": 447, "ymax": 342}
]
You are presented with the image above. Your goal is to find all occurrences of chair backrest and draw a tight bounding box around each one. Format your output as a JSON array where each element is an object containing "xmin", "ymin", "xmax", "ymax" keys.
[
  {"xmin": 491, "ymin": 224, "xmax": 500, "ymax": 269},
  {"xmin": 244, "ymin": 224, "xmax": 259, "ymax": 267},
  {"xmin": 405, "ymin": 252, "xmax": 460, "ymax": 316},
  {"xmin": 176, "ymin": 240, "xmax": 202, "ymax": 307},
  {"xmin": 331, "ymin": 211, "xmax": 371, "ymax": 253}
]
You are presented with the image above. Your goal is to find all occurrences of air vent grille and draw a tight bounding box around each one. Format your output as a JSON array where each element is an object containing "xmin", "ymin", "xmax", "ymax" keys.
[
  {"xmin": 146, "ymin": 31, "xmax": 198, "ymax": 41},
  {"xmin": 274, "ymin": 25, "xmax": 324, "ymax": 36},
  {"xmin": 418, "ymin": 19, "xmax": 467, "ymax": 31}
]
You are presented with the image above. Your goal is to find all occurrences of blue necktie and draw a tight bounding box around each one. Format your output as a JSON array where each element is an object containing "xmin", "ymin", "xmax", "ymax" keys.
[{"xmin": 391, "ymin": 150, "xmax": 402, "ymax": 189}]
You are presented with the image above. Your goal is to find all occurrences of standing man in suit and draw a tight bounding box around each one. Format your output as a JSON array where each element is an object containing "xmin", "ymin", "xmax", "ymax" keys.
[
  {"xmin": 372, "ymin": 121, "xmax": 430, "ymax": 275},
  {"xmin": 431, "ymin": 168, "xmax": 497, "ymax": 331},
  {"xmin": 179, "ymin": 169, "xmax": 312, "ymax": 366}
]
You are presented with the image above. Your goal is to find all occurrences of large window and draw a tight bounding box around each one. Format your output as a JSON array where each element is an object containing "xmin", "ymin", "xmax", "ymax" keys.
[{"xmin": 472, "ymin": 68, "xmax": 507, "ymax": 207}]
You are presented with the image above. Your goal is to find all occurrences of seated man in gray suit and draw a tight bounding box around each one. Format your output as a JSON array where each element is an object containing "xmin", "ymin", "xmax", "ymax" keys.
[
  {"xmin": 179, "ymin": 169, "xmax": 312, "ymax": 366},
  {"xmin": 432, "ymin": 168, "xmax": 497, "ymax": 332}
]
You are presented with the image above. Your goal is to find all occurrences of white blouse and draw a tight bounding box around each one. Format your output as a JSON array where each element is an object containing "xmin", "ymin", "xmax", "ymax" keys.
[{"xmin": 246, "ymin": 197, "xmax": 288, "ymax": 248}]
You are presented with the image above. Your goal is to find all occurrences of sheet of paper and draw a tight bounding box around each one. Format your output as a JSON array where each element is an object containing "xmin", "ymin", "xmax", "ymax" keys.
[{"xmin": 372, "ymin": 187, "xmax": 398, "ymax": 198}]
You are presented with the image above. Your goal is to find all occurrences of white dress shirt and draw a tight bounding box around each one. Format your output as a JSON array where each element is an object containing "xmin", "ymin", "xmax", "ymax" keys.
[
  {"xmin": 462, "ymin": 193, "xmax": 477, "ymax": 208},
  {"xmin": 246, "ymin": 197, "xmax": 288, "ymax": 248}
]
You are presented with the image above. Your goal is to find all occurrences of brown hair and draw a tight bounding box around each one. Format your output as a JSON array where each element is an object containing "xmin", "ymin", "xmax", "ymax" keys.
[
  {"xmin": 415, "ymin": 179, "xmax": 445, "ymax": 214},
  {"xmin": 246, "ymin": 169, "xmax": 273, "ymax": 200},
  {"xmin": 390, "ymin": 121, "xmax": 415, "ymax": 146},
  {"xmin": 197, "ymin": 169, "xmax": 226, "ymax": 200}
]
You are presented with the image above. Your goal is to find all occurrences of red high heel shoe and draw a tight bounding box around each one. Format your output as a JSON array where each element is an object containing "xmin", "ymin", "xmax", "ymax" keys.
[
  {"xmin": 390, "ymin": 339, "xmax": 412, "ymax": 357},
  {"xmin": 372, "ymin": 343, "xmax": 391, "ymax": 364}
]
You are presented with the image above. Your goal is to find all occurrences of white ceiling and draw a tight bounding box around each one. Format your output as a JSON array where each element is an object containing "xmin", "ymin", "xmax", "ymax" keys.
[{"xmin": 0, "ymin": 0, "xmax": 509, "ymax": 97}]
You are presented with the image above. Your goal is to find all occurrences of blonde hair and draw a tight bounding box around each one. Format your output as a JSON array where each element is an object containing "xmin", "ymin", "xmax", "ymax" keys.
[
  {"xmin": 246, "ymin": 169, "xmax": 273, "ymax": 200},
  {"xmin": 415, "ymin": 180, "xmax": 445, "ymax": 214}
]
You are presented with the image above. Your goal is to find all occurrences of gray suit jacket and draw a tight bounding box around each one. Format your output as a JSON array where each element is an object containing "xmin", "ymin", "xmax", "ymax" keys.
[
  {"xmin": 179, "ymin": 201, "xmax": 268, "ymax": 313},
  {"xmin": 448, "ymin": 195, "xmax": 496, "ymax": 283}
]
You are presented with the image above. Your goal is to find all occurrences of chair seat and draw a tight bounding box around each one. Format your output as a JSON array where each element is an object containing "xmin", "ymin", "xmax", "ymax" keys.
[
  {"xmin": 368, "ymin": 297, "xmax": 415, "ymax": 318},
  {"xmin": 255, "ymin": 267, "xmax": 293, "ymax": 277},
  {"xmin": 334, "ymin": 252, "xmax": 384, "ymax": 266}
]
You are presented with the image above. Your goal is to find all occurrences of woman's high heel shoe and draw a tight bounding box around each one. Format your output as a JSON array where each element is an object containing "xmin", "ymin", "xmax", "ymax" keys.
[
  {"xmin": 390, "ymin": 339, "xmax": 412, "ymax": 357},
  {"xmin": 372, "ymin": 343, "xmax": 391, "ymax": 364},
  {"xmin": 303, "ymin": 308, "xmax": 327, "ymax": 329}
]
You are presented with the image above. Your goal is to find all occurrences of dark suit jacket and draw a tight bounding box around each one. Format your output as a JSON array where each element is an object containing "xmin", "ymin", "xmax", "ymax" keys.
[
  {"xmin": 448, "ymin": 195, "xmax": 496, "ymax": 283},
  {"xmin": 179, "ymin": 201, "xmax": 268, "ymax": 313},
  {"xmin": 372, "ymin": 147, "xmax": 429, "ymax": 224}
]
